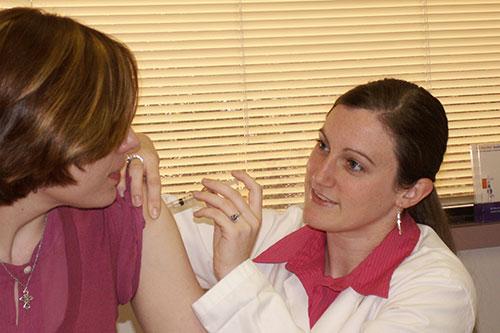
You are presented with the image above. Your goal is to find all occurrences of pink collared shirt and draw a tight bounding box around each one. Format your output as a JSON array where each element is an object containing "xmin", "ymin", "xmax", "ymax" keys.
[{"xmin": 254, "ymin": 214, "xmax": 420, "ymax": 328}]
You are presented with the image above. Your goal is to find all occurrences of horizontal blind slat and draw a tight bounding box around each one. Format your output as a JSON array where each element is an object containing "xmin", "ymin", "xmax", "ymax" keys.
[{"xmin": 3, "ymin": 1, "xmax": 497, "ymax": 208}]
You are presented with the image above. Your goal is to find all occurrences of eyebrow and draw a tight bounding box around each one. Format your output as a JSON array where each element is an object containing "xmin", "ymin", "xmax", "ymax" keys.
[
  {"xmin": 344, "ymin": 148, "xmax": 376, "ymax": 166},
  {"xmin": 318, "ymin": 128, "xmax": 328, "ymax": 142},
  {"xmin": 319, "ymin": 129, "xmax": 376, "ymax": 166}
]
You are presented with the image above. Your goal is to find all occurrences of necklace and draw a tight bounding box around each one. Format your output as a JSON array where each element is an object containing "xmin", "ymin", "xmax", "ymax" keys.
[{"xmin": 0, "ymin": 215, "xmax": 47, "ymax": 310}]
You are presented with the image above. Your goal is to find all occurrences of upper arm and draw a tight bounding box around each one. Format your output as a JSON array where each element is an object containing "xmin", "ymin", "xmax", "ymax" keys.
[{"xmin": 132, "ymin": 196, "xmax": 206, "ymax": 332}]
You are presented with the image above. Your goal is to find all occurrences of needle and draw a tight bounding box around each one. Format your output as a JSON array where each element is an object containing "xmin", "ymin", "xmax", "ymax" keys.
[{"xmin": 165, "ymin": 178, "xmax": 242, "ymax": 210}]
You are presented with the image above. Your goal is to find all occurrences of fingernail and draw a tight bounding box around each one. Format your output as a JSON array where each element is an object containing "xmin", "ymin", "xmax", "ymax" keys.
[
  {"xmin": 133, "ymin": 195, "xmax": 142, "ymax": 206},
  {"xmin": 152, "ymin": 208, "xmax": 159, "ymax": 219}
]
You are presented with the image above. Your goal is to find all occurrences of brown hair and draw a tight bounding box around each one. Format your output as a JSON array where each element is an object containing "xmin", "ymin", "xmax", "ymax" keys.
[
  {"xmin": 0, "ymin": 7, "xmax": 138, "ymax": 205},
  {"xmin": 333, "ymin": 78, "xmax": 455, "ymax": 251}
]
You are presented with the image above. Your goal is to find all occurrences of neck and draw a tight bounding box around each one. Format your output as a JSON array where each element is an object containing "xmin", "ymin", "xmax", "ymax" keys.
[
  {"xmin": 325, "ymin": 220, "xmax": 394, "ymax": 278},
  {"xmin": 0, "ymin": 193, "xmax": 54, "ymax": 265}
]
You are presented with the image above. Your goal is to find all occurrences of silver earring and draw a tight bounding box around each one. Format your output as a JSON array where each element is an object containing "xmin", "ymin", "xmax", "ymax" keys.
[{"xmin": 397, "ymin": 209, "xmax": 402, "ymax": 235}]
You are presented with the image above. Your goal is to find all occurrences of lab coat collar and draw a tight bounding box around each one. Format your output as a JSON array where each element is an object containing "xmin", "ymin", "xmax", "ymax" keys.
[{"xmin": 254, "ymin": 213, "xmax": 420, "ymax": 327}]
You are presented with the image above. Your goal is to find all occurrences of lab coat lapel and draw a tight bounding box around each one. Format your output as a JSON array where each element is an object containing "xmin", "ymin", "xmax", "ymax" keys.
[
  {"xmin": 312, "ymin": 288, "xmax": 364, "ymax": 332},
  {"xmin": 283, "ymin": 275, "xmax": 310, "ymax": 332}
]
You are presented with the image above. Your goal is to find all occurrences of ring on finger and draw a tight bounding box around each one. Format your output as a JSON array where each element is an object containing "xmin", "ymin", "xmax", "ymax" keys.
[
  {"xmin": 127, "ymin": 153, "xmax": 144, "ymax": 164},
  {"xmin": 229, "ymin": 212, "xmax": 240, "ymax": 223}
]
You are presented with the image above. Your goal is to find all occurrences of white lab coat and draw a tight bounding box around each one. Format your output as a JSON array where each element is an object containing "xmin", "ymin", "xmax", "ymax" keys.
[{"xmin": 174, "ymin": 205, "xmax": 476, "ymax": 333}]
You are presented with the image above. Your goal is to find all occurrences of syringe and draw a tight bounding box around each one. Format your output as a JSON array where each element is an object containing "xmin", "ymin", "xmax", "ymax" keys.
[{"xmin": 165, "ymin": 179, "xmax": 242, "ymax": 212}]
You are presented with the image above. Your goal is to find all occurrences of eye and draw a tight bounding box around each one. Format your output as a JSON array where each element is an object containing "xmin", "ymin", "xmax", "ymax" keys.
[
  {"xmin": 347, "ymin": 159, "xmax": 364, "ymax": 172},
  {"xmin": 315, "ymin": 139, "xmax": 329, "ymax": 152}
]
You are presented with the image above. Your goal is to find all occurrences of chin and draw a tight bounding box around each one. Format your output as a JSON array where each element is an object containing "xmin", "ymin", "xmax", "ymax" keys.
[
  {"xmin": 81, "ymin": 190, "xmax": 117, "ymax": 209},
  {"xmin": 100, "ymin": 191, "xmax": 118, "ymax": 207},
  {"xmin": 302, "ymin": 204, "xmax": 320, "ymax": 227},
  {"xmin": 302, "ymin": 215, "xmax": 327, "ymax": 232},
  {"xmin": 303, "ymin": 201, "xmax": 339, "ymax": 232}
]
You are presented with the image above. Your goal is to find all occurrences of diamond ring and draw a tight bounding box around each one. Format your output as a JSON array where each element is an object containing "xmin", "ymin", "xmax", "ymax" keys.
[
  {"xmin": 127, "ymin": 154, "xmax": 144, "ymax": 164},
  {"xmin": 229, "ymin": 213, "xmax": 240, "ymax": 223}
]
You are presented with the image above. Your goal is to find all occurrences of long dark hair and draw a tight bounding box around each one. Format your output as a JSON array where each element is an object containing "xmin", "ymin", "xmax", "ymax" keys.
[{"xmin": 333, "ymin": 78, "xmax": 455, "ymax": 251}]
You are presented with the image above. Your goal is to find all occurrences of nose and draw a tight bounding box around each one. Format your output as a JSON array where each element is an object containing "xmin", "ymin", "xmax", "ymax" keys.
[
  {"xmin": 310, "ymin": 155, "xmax": 337, "ymax": 187},
  {"xmin": 117, "ymin": 128, "xmax": 140, "ymax": 153}
]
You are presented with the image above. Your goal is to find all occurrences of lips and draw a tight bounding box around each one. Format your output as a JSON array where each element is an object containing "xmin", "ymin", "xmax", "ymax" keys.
[
  {"xmin": 311, "ymin": 188, "xmax": 337, "ymax": 206},
  {"xmin": 108, "ymin": 171, "xmax": 121, "ymax": 183}
]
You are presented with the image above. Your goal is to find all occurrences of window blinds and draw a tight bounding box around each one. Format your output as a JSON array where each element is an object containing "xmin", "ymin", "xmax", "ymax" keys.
[{"xmin": 4, "ymin": 0, "xmax": 500, "ymax": 209}]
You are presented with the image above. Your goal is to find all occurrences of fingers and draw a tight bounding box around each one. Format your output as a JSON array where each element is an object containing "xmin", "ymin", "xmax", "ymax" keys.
[
  {"xmin": 128, "ymin": 158, "xmax": 145, "ymax": 207},
  {"xmin": 231, "ymin": 170, "xmax": 263, "ymax": 221},
  {"xmin": 193, "ymin": 187, "xmax": 235, "ymax": 216},
  {"xmin": 192, "ymin": 173, "xmax": 263, "ymax": 280},
  {"xmin": 128, "ymin": 159, "xmax": 161, "ymax": 219},
  {"xmin": 193, "ymin": 174, "xmax": 261, "ymax": 230},
  {"xmin": 127, "ymin": 133, "xmax": 162, "ymax": 219},
  {"xmin": 193, "ymin": 206, "xmax": 243, "ymax": 231},
  {"xmin": 145, "ymin": 170, "xmax": 161, "ymax": 219},
  {"xmin": 117, "ymin": 161, "xmax": 128, "ymax": 197},
  {"xmin": 200, "ymin": 180, "xmax": 248, "ymax": 219}
]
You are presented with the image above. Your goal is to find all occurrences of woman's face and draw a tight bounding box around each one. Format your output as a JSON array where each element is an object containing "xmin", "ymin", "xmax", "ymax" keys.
[
  {"xmin": 303, "ymin": 105, "xmax": 404, "ymax": 236},
  {"xmin": 40, "ymin": 129, "xmax": 139, "ymax": 208}
]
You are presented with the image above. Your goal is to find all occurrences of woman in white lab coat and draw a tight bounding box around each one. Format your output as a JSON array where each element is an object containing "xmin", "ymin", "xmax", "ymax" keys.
[{"xmin": 175, "ymin": 78, "xmax": 476, "ymax": 332}]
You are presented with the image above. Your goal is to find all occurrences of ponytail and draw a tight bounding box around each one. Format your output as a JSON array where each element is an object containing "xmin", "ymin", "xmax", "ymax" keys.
[{"xmin": 407, "ymin": 188, "xmax": 455, "ymax": 252}]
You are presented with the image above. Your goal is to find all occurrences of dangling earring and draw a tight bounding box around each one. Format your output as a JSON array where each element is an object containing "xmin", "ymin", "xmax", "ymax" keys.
[{"xmin": 396, "ymin": 209, "xmax": 402, "ymax": 235}]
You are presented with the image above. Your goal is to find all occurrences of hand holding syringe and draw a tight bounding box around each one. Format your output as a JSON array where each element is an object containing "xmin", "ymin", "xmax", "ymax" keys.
[
  {"xmin": 187, "ymin": 170, "xmax": 262, "ymax": 280},
  {"xmin": 165, "ymin": 179, "xmax": 243, "ymax": 213}
]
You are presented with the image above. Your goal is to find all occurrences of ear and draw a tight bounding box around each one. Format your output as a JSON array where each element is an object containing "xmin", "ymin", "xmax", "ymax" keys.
[{"xmin": 397, "ymin": 178, "xmax": 434, "ymax": 209}]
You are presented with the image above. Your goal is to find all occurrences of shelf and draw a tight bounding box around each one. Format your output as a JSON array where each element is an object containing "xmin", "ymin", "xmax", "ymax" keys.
[{"xmin": 452, "ymin": 221, "xmax": 500, "ymax": 251}]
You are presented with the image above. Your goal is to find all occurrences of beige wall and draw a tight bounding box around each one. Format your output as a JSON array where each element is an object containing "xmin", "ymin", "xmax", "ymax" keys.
[{"xmin": 459, "ymin": 246, "xmax": 500, "ymax": 333}]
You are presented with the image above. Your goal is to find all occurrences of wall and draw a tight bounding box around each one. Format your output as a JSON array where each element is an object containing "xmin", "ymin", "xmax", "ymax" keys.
[{"xmin": 458, "ymin": 246, "xmax": 500, "ymax": 333}]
